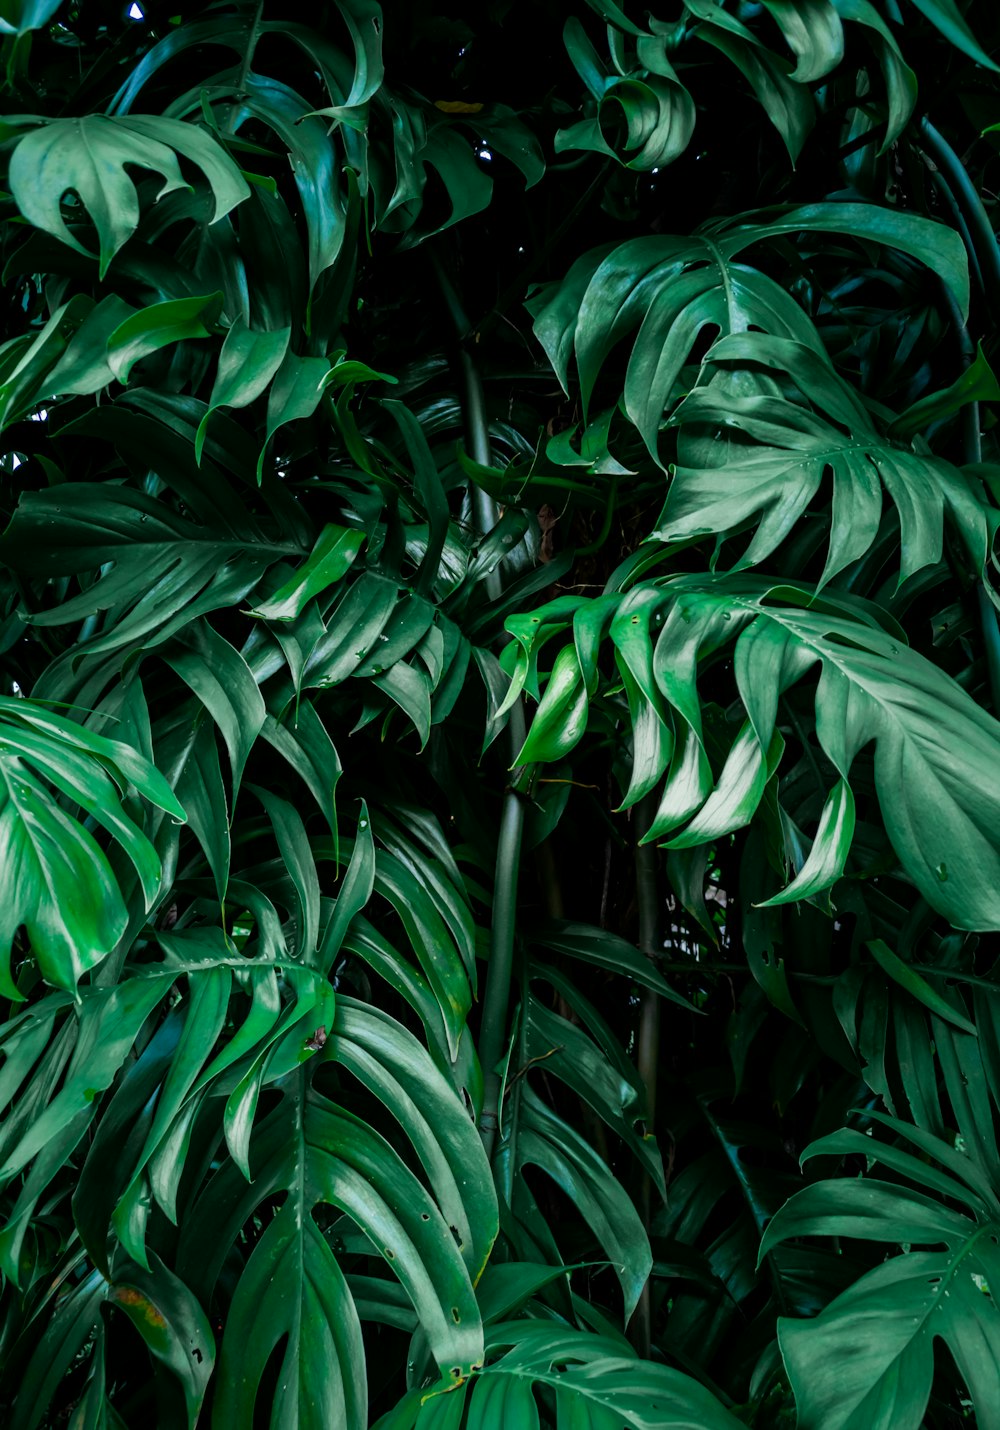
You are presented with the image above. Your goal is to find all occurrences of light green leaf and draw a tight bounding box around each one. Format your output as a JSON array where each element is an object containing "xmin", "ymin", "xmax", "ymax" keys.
[
  {"xmin": 106, "ymin": 293, "xmax": 224, "ymax": 383},
  {"xmin": 376, "ymin": 1321, "xmax": 743, "ymax": 1429},
  {"xmin": 907, "ymin": 0, "xmax": 1000, "ymax": 71},
  {"xmin": 867, "ymin": 939, "xmax": 978, "ymax": 1035},
  {"xmin": 195, "ymin": 318, "xmax": 290, "ymax": 463},
  {"xmin": 8, "ymin": 115, "xmax": 249, "ymax": 277},
  {"xmin": 251, "ymin": 523, "xmax": 365, "ymax": 622},
  {"xmin": 759, "ymin": 778, "xmax": 855, "ymax": 905},
  {"xmin": 0, "ymin": 0, "xmax": 62, "ymax": 36},
  {"xmin": 888, "ymin": 341, "xmax": 1000, "ymax": 439}
]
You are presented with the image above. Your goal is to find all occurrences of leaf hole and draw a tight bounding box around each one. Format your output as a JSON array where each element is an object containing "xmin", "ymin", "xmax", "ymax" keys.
[{"xmin": 451, "ymin": 1307, "xmax": 461, "ymax": 1323}]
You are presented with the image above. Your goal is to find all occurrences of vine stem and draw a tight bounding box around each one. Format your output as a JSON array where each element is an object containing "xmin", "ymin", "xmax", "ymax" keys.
[
  {"xmin": 918, "ymin": 117, "xmax": 1000, "ymax": 318},
  {"xmin": 629, "ymin": 793, "xmax": 662, "ymax": 1358},
  {"xmin": 478, "ymin": 715, "xmax": 527, "ymax": 1160},
  {"xmin": 917, "ymin": 119, "xmax": 1000, "ymax": 717},
  {"xmin": 432, "ymin": 251, "xmax": 529, "ymax": 1156}
]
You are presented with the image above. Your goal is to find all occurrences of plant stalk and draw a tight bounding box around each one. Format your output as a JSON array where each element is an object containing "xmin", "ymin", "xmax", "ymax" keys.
[
  {"xmin": 918, "ymin": 126, "xmax": 1000, "ymax": 719},
  {"xmin": 630, "ymin": 793, "xmax": 662, "ymax": 1357},
  {"xmin": 478, "ymin": 712, "xmax": 527, "ymax": 1160},
  {"xmin": 433, "ymin": 253, "xmax": 530, "ymax": 1155},
  {"xmin": 918, "ymin": 116, "xmax": 1000, "ymax": 319}
]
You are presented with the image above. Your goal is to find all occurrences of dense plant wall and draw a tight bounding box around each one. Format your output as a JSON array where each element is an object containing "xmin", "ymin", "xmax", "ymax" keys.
[{"xmin": 1, "ymin": 1, "xmax": 1000, "ymax": 1425}]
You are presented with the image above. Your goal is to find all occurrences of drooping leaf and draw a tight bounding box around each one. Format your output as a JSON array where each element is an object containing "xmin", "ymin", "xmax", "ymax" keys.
[{"xmin": 7, "ymin": 115, "xmax": 249, "ymax": 277}]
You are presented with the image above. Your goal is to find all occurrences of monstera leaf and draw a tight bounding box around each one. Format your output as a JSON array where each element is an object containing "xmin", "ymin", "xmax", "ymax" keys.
[
  {"xmin": 6, "ymin": 114, "xmax": 249, "ymax": 277},
  {"xmin": 528, "ymin": 203, "xmax": 968, "ymax": 460},
  {"xmin": 0, "ymin": 474, "xmax": 302, "ymax": 658},
  {"xmin": 761, "ymin": 1113, "xmax": 1000, "ymax": 1430},
  {"xmin": 376, "ymin": 1319, "xmax": 744, "ymax": 1429},
  {"xmin": 0, "ymin": 696, "xmax": 184, "ymax": 995},
  {"xmin": 558, "ymin": 14, "xmax": 696, "ymax": 171},
  {"xmin": 178, "ymin": 1002, "xmax": 497, "ymax": 1430},
  {"xmin": 657, "ymin": 332, "xmax": 988, "ymax": 585},
  {"xmin": 507, "ymin": 578, "xmax": 1000, "ymax": 927}
]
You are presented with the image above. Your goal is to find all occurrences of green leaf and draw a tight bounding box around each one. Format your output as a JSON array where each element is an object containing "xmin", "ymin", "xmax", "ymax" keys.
[
  {"xmin": 9, "ymin": 1270, "xmax": 106, "ymax": 1430},
  {"xmin": 0, "ymin": 481, "xmax": 284, "ymax": 656},
  {"xmin": 106, "ymin": 293, "xmax": 224, "ymax": 383},
  {"xmin": 256, "ymin": 350, "xmax": 394, "ymax": 480},
  {"xmin": 759, "ymin": 0, "xmax": 844, "ymax": 82},
  {"xmin": 0, "ymin": 0, "xmax": 62, "ymax": 36},
  {"xmin": 832, "ymin": 0, "xmax": 916, "ymax": 147},
  {"xmin": 163, "ymin": 620, "xmax": 266, "ymax": 794},
  {"xmin": 516, "ymin": 645, "xmax": 590, "ymax": 764},
  {"xmin": 888, "ymin": 341, "xmax": 1000, "ymax": 439},
  {"xmin": 531, "ymin": 921, "xmax": 695, "ymax": 1008},
  {"xmin": 525, "ymin": 988, "xmax": 665, "ymax": 1193},
  {"xmin": 762, "ymin": 1126, "xmax": 1000, "ymax": 1430},
  {"xmin": 109, "ymin": 1252, "xmax": 215, "ymax": 1426},
  {"xmin": 184, "ymin": 1073, "xmax": 485, "ymax": 1415},
  {"xmin": 693, "ymin": 23, "xmax": 815, "ymax": 164},
  {"xmin": 251, "ymin": 523, "xmax": 365, "ymax": 622},
  {"xmin": 500, "ymin": 1087, "xmax": 651, "ymax": 1320},
  {"xmin": 214, "ymin": 1206, "xmax": 367, "ymax": 1430},
  {"xmin": 0, "ymin": 978, "xmax": 173, "ymax": 1186},
  {"xmin": 195, "ymin": 318, "xmax": 290, "ymax": 463},
  {"xmin": 0, "ymin": 294, "xmax": 96, "ymax": 429},
  {"xmin": 316, "ymin": 805, "xmax": 374, "ymax": 975},
  {"xmin": 237, "ymin": 76, "xmax": 347, "ymax": 291},
  {"xmin": 42, "ymin": 294, "xmax": 137, "ymax": 398},
  {"xmin": 907, "ymin": 0, "xmax": 1000, "ymax": 71},
  {"xmin": 558, "ymin": 21, "xmax": 696, "ymax": 172},
  {"xmin": 260, "ymin": 700, "xmax": 341, "ymax": 844},
  {"xmin": 376, "ymin": 1321, "xmax": 743, "ymax": 1429},
  {"xmin": 867, "ymin": 939, "xmax": 978, "ymax": 1034},
  {"xmin": 759, "ymin": 778, "xmax": 855, "ymax": 905},
  {"xmin": 8, "ymin": 115, "xmax": 249, "ymax": 277},
  {"xmin": 659, "ymin": 332, "xmax": 988, "ymax": 585},
  {"xmin": 0, "ymin": 700, "xmax": 184, "ymax": 995},
  {"xmin": 532, "ymin": 202, "xmax": 970, "ymax": 460},
  {"xmin": 325, "ymin": 997, "xmax": 499, "ymax": 1277}
]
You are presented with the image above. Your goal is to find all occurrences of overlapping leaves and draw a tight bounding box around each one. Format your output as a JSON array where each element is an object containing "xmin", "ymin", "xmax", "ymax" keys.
[
  {"xmin": 762, "ymin": 1112, "xmax": 1000, "ymax": 1429},
  {"xmin": 508, "ymin": 577, "xmax": 1000, "ymax": 927}
]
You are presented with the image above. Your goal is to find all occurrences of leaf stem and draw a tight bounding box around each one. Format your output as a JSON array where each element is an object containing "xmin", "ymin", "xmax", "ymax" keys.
[
  {"xmin": 629, "ymin": 792, "xmax": 662, "ymax": 1357},
  {"xmin": 920, "ymin": 130, "xmax": 1000, "ymax": 718},
  {"xmin": 478, "ymin": 742, "xmax": 527, "ymax": 1160},
  {"xmin": 435, "ymin": 254, "xmax": 531, "ymax": 1156},
  {"xmin": 918, "ymin": 116, "xmax": 1000, "ymax": 319}
]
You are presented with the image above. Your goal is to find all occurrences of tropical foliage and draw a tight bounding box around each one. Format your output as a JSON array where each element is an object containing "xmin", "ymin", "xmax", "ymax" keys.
[{"xmin": 1, "ymin": 0, "xmax": 1000, "ymax": 1425}]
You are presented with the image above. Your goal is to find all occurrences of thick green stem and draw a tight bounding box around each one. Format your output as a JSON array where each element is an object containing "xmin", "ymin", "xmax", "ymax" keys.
[
  {"xmin": 920, "ymin": 131, "xmax": 1000, "ymax": 718},
  {"xmin": 478, "ymin": 720, "xmax": 527, "ymax": 1160},
  {"xmin": 432, "ymin": 254, "xmax": 504, "ymax": 599},
  {"xmin": 630, "ymin": 794, "xmax": 662, "ymax": 1357},
  {"xmin": 919, "ymin": 117, "xmax": 1000, "ymax": 318},
  {"xmin": 434, "ymin": 254, "xmax": 530, "ymax": 1155}
]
